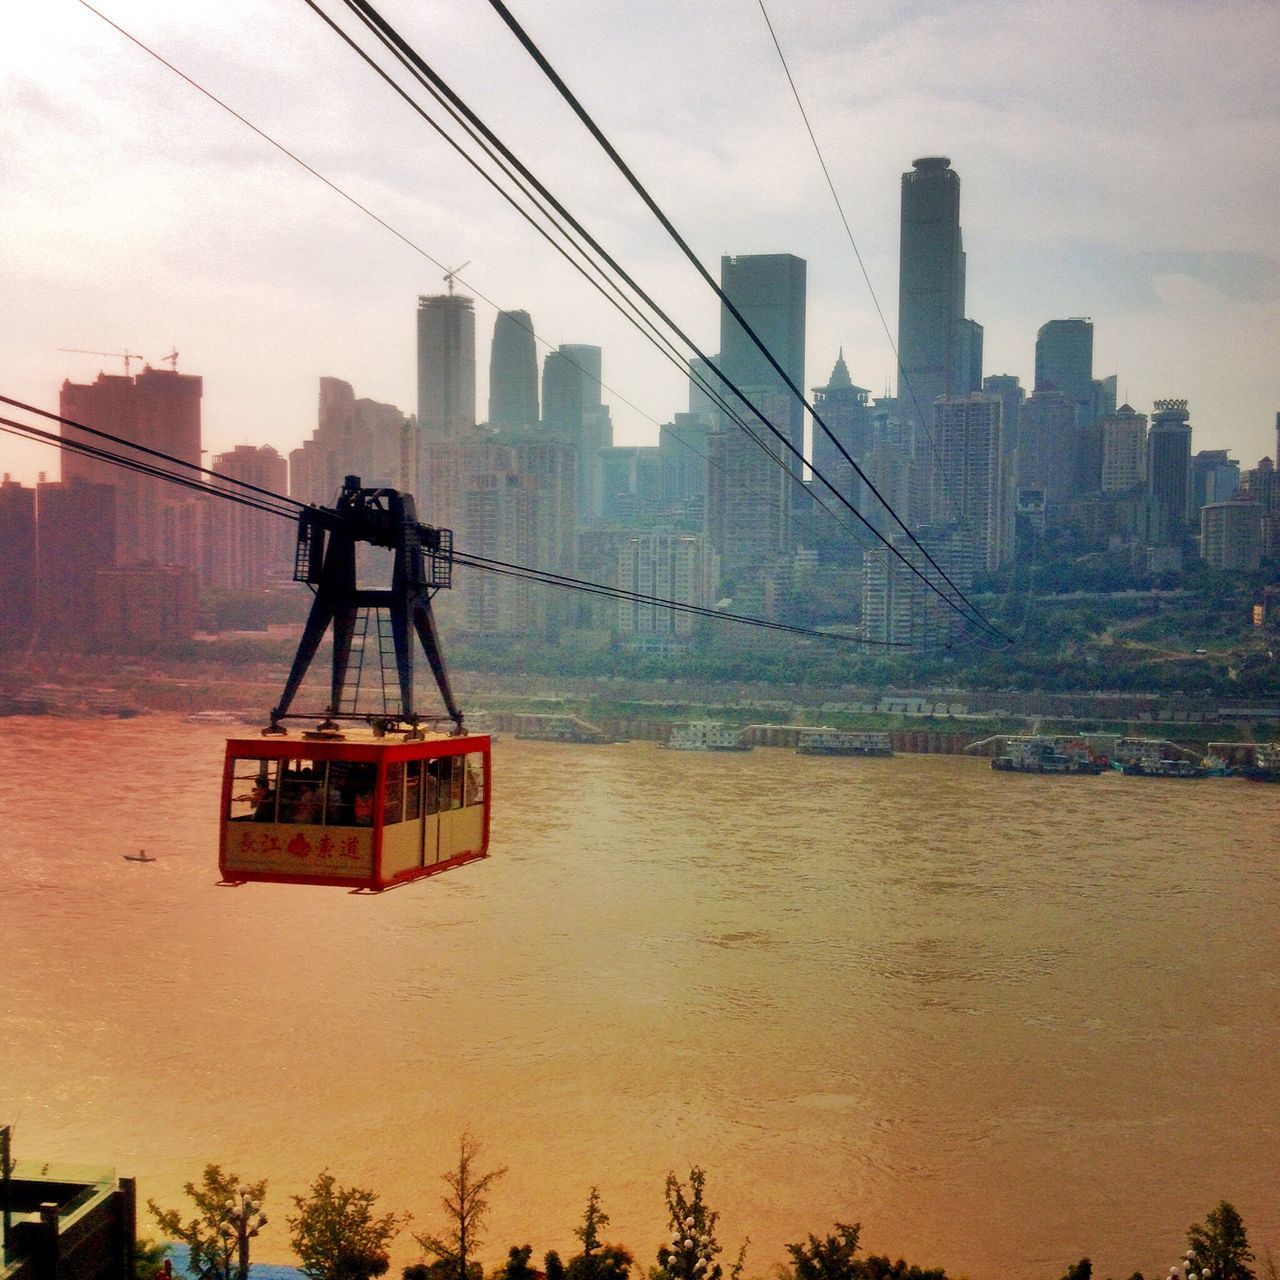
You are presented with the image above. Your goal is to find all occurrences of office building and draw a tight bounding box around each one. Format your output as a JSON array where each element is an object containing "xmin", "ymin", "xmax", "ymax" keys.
[
  {"xmin": 719, "ymin": 254, "xmax": 807, "ymax": 459},
  {"xmin": 542, "ymin": 344, "xmax": 612, "ymax": 519},
  {"xmin": 1201, "ymin": 500, "xmax": 1263, "ymax": 571},
  {"xmin": 60, "ymin": 364, "xmax": 203, "ymax": 568},
  {"xmin": 1017, "ymin": 386, "xmax": 1079, "ymax": 523},
  {"xmin": 897, "ymin": 158, "xmax": 980, "ymax": 436},
  {"xmin": 1191, "ymin": 449, "xmax": 1240, "ymax": 511},
  {"xmin": 1147, "ymin": 400, "xmax": 1193, "ymax": 543},
  {"xmin": 1035, "ymin": 319, "xmax": 1095, "ymax": 421},
  {"xmin": 983, "ymin": 375, "xmax": 1024, "ymax": 457},
  {"xmin": 1099, "ymin": 405, "xmax": 1149, "ymax": 493},
  {"xmin": 416, "ymin": 292, "xmax": 476, "ymax": 440},
  {"xmin": 488, "ymin": 309, "xmax": 538, "ymax": 429},
  {"xmin": 811, "ymin": 350, "xmax": 873, "ymax": 481}
]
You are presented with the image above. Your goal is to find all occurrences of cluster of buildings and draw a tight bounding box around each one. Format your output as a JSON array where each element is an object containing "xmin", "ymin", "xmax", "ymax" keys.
[{"xmin": 2, "ymin": 156, "xmax": 1277, "ymax": 655}]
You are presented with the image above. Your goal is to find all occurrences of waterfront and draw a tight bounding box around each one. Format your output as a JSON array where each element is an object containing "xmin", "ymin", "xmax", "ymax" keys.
[{"xmin": 1, "ymin": 716, "xmax": 1277, "ymax": 1279}]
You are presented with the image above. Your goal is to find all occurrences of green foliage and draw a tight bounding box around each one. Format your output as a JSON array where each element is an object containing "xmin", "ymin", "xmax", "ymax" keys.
[
  {"xmin": 657, "ymin": 1169, "xmax": 723, "ymax": 1280},
  {"xmin": 1188, "ymin": 1201, "xmax": 1256, "ymax": 1280},
  {"xmin": 780, "ymin": 1224, "xmax": 946, "ymax": 1280},
  {"xmin": 545, "ymin": 1252, "xmax": 567, "ymax": 1280},
  {"xmin": 405, "ymin": 1263, "xmax": 481, "ymax": 1280},
  {"xmin": 784, "ymin": 1224, "xmax": 862, "ymax": 1280},
  {"xmin": 1057, "ymin": 1262, "xmax": 1091, "ymax": 1280},
  {"xmin": 135, "ymin": 1237, "xmax": 170, "ymax": 1280},
  {"xmin": 287, "ymin": 1170, "xmax": 407, "ymax": 1280},
  {"xmin": 567, "ymin": 1246, "xmax": 634, "ymax": 1280},
  {"xmin": 147, "ymin": 1165, "xmax": 267, "ymax": 1280},
  {"xmin": 493, "ymin": 1246, "xmax": 536, "ymax": 1280},
  {"xmin": 413, "ymin": 1132, "xmax": 507, "ymax": 1280},
  {"xmin": 576, "ymin": 1188, "xmax": 611, "ymax": 1257}
]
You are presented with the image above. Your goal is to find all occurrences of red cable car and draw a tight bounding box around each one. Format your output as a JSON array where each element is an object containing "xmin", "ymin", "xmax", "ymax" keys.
[
  {"xmin": 219, "ymin": 731, "xmax": 490, "ymax": 890},
  {"xmin": 218, "ymin": 477, "xmax": 490, "ymax": 892}
]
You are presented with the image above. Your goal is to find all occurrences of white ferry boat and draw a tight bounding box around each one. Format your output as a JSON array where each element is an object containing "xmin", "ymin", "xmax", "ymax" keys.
[
  {"xmin": 796, "ymin": 729, "xmax": 893, "ymax": 757},
  {"xmin": 666, "ymin": 721, "xmax": 750, "ymax": 752},
  {"xmin": 992, "ymin": 736, "xmax": 1105, "ymax": 774}
]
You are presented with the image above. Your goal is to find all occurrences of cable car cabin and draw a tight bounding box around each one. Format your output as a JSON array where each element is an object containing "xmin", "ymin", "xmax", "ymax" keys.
[{"xmin": 219, "ymin": 731, "xmax": 491, "ymax": 891}]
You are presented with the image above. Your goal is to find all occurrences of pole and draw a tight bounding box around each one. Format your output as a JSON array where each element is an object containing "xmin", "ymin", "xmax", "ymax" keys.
[{"xmin": 1, "ymin": 1125, "xmax": 11, "ymax": 1264}]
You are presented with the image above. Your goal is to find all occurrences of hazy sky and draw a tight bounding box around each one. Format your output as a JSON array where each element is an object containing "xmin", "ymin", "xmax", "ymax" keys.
[{"xmin": 3, "ymin": 0, "xmax": 1278, "ymax": 490}]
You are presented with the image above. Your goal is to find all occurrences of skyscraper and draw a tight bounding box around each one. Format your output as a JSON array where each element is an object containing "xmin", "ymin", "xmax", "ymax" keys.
[
  {"xmin": 897, "ymin": 157, "xmax": 977, "ymax": 433},
  {"xmin": 416, "ymin": 293, "xmax": 476, "ymax": 440},
  {"xmin": 719, "ymin": 254, "xmax": 806, "ymax": 459},
  {"xmin": 542, "ymin": 344, "xmax": 611, "ymax": 519},
  {"xmin": 1147, "ymin": 399, "xmax": 1193, "ymax": 544},
  {"xmin": 210, "ymin": 445, "xmax": 290, "ymax": 590},
  {"xmin": 1099, "ymin": 405, "xmax": 1149, "ymax": 493},
  {"xmin": 1035, "ymin": 319, "xmax": 1095, "ymax": 423},
  {"xmin": 488, "ymin": 309, "xmax": 538, "ymax": 429}
]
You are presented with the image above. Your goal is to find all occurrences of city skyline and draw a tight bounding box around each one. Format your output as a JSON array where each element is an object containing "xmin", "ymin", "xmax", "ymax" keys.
[{"xmin": 2, "ymin": 0, "xmax": 1277, "ymax": 490}]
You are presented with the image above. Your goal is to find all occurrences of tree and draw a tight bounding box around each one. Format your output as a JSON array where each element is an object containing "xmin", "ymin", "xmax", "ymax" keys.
[
  {"xmin": 785, "ymin": 1225, "xmax": 862, "ymax": 1280},
  {"xmin": 656, "ymin": 1169, "xmax": 723, "ymax": 1280},
  {"xmin": 413, "ymin": 1132, "xmax": 507, "ymax": 1280},
  {"xmin": 544, "ymin": 1251, "xmax": 566, "ymax": 1280},
  {"xmin": 494, "ymin": 1246, "xmax": 537, "ymax": 1280},
  {"xmin": 288, "ymin": 1171, "xmax": 407, "ymax": 1280},
  {"xmin": 135, "ymin": 1238, "xmax": 170, "ymax": 1280},
  {"xmin": 576, "ymin": 1189, "xmax": 611, "ymax": 1258},
  {"xmin": 148, "ymin": 1165, "xmax": 267, "ymax": 1280},
  {"xmin": 1057, "ymin": 1262, "xmax": 1091, "ymax": 1280},
  {"xmin": 1188, "ymin": 1201, "xmax": 1256, "ymax": 1280}
]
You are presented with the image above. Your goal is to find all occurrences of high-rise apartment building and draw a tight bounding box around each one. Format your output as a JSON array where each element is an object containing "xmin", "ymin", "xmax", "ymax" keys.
[
  {"xmin": 897, "ymin": 158, "xmax": 979, "ymax": 435},
  {"xmin": 210, "ymin": 445, "xmax": 291, "ymax": 590},
  {"xmin": 290, "ymin": 378, "xmax": 415, "ymax": 506},
  {"xmin": 35, "ymin": 478, "xmax": 117, "ymax": 642},
  {"xmin": 616, "ymin": 531, "xmax": 719, "ymax": 655},
  {"xmin": 1099, "ymin": 405, "xmax": 1149, "ymax": 493},
  {"xmin": 706, "ymin": 390, "xmax": 793, "ymax": 578},
  {"xmin": 933, "ymin": 394, "xmax": 1007, "ymax": 571},
  {"xmin": 983, "ymin": 375, "xmax": 1024, "ymax": 457},
  {"xmin": 811, "ymin": 351, "xmax": 873, "ymax": 482},
  {"xmin": 1191, "ymin": 449, "xmax": 1240, "ymax": 511},
  {"xmin": 1147, "ymin": 400, "xmax": 1193, "ymax": 544},
  {"xmin": 60, "ymin": 365, "xmax": 203, "ymax": 568},
  {"xmin": 0, "ymin": 477, "xmax": 36, "ymax": 646},
  {"xmin": 719, "ymin": 254, "xmax": 806, "ymax": 459},
  {"xmin": 1017, "ymin": 386, "xmax": 1079, "ymax": 523},
  {"xmin": 416, "ymin": 293, "xmax": 476, "ymax": 441},
  {"xmin": 862, "ymin": 525, "xmax": 975, "ymax": 648},
  {"xmin": 488, "ymin": 310, "xmax": 538, "ymax": 429}
]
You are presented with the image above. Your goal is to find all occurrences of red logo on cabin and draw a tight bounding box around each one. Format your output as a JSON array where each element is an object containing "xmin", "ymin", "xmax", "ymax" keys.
[{"xmin": 287, "ymin": 833, "xmax": 312, "ymax": 859}]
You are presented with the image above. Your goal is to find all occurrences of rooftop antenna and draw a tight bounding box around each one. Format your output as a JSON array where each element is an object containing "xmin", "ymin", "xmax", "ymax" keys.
[
  {"xmin": 443, "ymin": 261, "xmax": 470, "ymax": 296},
  {"xmin": 58, "ymin": 348, "xmax": 145, "ymax": 376}
]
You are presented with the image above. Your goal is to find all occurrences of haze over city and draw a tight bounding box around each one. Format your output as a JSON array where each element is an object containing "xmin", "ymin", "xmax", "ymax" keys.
[{"xmin": 3, "ymin": 0, "xmax": 1278, "ymax": 484}]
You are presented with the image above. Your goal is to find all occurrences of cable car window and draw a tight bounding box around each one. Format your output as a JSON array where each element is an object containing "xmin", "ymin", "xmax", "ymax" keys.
[
  {"xmin": 228, "ymin": 759, "xmax": 280, "ymax": 821},
  {"xmin": 448, "ymin": 756, "xmax": 464, "ymax": 810},
  {"xmin": 404, "ymin": 760, "xmax": 423, "ymax": 821},
  {"xmin": 326, "ymin": 761, "xmax": 377, "ymax": 827},
  {"xmin": 463, "ymin": 754, "xmax": 484, "ymax": 807},
  {"xmin": 383, "ymin": 761, "xmax": 405, "ymax": 826},
  {"xmin": 279, "ymin": 759, "xmax": 328, "ymax": 825},
  {"xmin": 425, "ymin": 760, "xmax": 440, "ymax": 815}
]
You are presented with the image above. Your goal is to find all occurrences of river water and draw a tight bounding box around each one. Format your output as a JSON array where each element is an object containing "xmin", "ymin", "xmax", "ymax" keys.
[{"xmin": 1, "ymin": 716, "xmax": 1277, "ymax": 1279}]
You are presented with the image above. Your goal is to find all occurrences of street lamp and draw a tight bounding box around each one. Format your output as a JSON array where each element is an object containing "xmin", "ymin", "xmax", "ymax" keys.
[
  {"xmin": 1169, "ymin": 1251, "xmax": 1210, "ymax": 1280},
  {"xmin": 215, "ymin": 1187, "xmax": 268, "ymax": 1280}
]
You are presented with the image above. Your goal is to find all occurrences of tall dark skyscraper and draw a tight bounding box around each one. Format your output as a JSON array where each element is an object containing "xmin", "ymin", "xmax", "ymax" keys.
[
  {"xmin": 488, "ymin": 309, "xmax": 538, "ymax": 429},
  {"xmin": 718, "ymin": 254, "xmax": 806, "ymax": 459},
  {"xmin": 897, "ymin": 157, "xmax": 978, "ymax": 433},
  {"xmin": 1147, "ymin": 399, "xmax": 1193, "ymax": 544},
  {"xmin": 416, "ymin": 292, "xmax": 476, "ymax": 440},
  {"xmin": 1035, "ymin": 319, "xmax": 1094, "ymax": 414}
]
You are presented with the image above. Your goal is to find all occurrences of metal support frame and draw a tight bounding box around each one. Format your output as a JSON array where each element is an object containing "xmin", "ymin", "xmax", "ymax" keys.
[{"xmin": 270, "ymin": 476, "xmax": 463, "ymax": 733}]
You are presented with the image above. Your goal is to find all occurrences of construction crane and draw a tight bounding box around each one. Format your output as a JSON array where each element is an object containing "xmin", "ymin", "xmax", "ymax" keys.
[
  {"xmin": 58, "ymin": 348, "xmax": 146, "ymax": 375},
  {"xmin": 442, "ymin": 261, "xmax": 470, "ymax": 295},
  {"xmin": 157, "ymin": 349, "xmax": 180, "ymax": 371}
]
